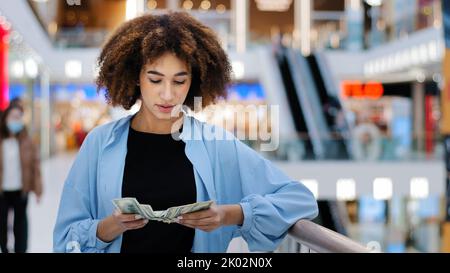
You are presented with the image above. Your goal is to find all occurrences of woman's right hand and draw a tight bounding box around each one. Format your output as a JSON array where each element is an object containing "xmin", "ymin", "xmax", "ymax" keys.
[
  {"xmin": 111, "ymin": 210, "xmax": 149, "ymax": 231},
  {"xmin": 97, "ymin": 210, "xmax": 149, "ymax": 243}
]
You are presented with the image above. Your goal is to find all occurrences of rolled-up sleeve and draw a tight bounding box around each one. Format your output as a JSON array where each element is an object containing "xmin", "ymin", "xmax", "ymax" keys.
[
  {"xmin": 232, "ymin": 139, "xmax": 319, "ymax": 252},
  {"xmin": 53, "ymin": 131, "xmax": 112, "ymax": 253}
]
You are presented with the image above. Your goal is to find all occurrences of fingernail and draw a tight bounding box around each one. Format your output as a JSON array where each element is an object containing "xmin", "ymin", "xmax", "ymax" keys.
[
  {"xmin": 135, "ymin": 215, "xmax": 143, "ymax": 220},
  {"xmin": 177, "ymin": 216, "xmax": 183, "ymax": 220},
  {"xmin": 144, "ymin": 220, "xmax": 149, "ymax": 224}
]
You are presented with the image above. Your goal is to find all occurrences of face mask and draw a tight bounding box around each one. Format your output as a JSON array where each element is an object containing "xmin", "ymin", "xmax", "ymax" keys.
[{"xmin": 7, "ymin": 121, "xmax": 24, "ymax": 134}]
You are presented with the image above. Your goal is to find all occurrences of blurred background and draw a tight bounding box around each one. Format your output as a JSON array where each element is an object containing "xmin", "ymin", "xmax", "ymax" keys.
[{"xmin": 0, "ymin": 0, "xmax": 449, "ymax": 253}]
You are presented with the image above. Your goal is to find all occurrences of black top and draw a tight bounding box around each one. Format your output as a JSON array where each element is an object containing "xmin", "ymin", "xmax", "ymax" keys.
[{"xmin": 120, "ymin": 125, "xmax": 196, "ymax": 253}]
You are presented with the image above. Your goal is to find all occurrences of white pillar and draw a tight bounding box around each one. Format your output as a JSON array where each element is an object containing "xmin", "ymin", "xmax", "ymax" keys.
[
  {"xmin": 232, "ymin": 0, "xmax": 248, "ymax": 53},
  {"xmin": 295, "ymin": 0, "xmax": 311, "ymax": 55},
  {"xmin": 167, "ymin": 0, "xmax": 178, "ymax": 10},
  {"xmin": 126, "ymin": 0, "xmax": 145, "ymax": 20},
  {"xmin": 39, "ymin": 67, "xmax": 50, "ymax": 159}
]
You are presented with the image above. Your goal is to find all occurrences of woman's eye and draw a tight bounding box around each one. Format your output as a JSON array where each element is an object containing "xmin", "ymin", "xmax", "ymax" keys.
[
  {"xmin": 150, "ymin": 79, "xmax": 161, "ymax": 84},
  {"xmin": 174, "ymin": 81, "xmax": 186, "ymax": 85}
]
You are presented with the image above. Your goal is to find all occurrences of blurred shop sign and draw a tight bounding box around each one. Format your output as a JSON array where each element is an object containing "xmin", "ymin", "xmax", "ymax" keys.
[
  {"xmin": 341, "ymin": 81, "xmax": 383, "ymax": 99},
  {"xmin": 0, "ymin": 23, "xmax": 9, "ymax": 110},
  {"xmin": 227, "ymin": 83, "xmax": 265, "ymax": 101},
  {"xmin": 51, "ymin": 84, "xmax": 104, "ymax": 102}
]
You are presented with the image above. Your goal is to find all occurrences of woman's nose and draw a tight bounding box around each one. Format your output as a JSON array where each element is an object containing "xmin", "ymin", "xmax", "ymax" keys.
[{"xmin": 160, "ymin": 83, "xmax": 174, "ymax": 101}]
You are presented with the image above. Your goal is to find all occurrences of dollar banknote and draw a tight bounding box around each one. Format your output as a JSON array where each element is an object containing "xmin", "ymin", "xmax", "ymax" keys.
[
  {"xmin": 112, "ymin": 198, "xmax": 214, "ymax": 224},
  {"xmin": 112, "ymin": 198, "xmax": 145, "ymax": 215}
]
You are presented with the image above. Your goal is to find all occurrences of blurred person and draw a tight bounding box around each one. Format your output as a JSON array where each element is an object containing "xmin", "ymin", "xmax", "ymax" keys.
[
  {"xmin": 351, "ymin": 113, "xmax": 382, "ymax": 161},
  {"xmin": 72, "ymin": 121, "xmax": 87, "ymax": 148},
  {"xmin": 0, "ymin": 103, "xmax": 42, "ymax": 253},
  {"xmin": 270, "ymin": 26, "xmax": 283, "ymax": 55},
  {"xmin": 53, "ymin": 12, "xmax": 318, "ymax": 253},
  {"xmin": 9, "ymin": 97, "xmax": 24, "ymax": 108},
  {"xmin": 0, "ymin": 98, "xmax": 24, "ymax": 122},
  {"xmin": 324, "ymin": 96, "xmax": 350, "ymax": 159}
]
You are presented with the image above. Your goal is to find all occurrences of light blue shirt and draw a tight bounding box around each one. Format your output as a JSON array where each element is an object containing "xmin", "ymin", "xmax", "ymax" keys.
[{"xmin": 53, "ymin": 114, "xmax": 318, "ymax": 253}]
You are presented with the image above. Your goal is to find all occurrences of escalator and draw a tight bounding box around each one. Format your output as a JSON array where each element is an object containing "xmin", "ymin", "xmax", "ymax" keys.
[
  {"xmin": 275, "ymin": 47, "xmax": 315, "ymax": 159},
  {"xmin": 306, "ymin": 54, "xmax": 350, "ymax": 159},
  {"xmin": 274, "ymin": 46, "xmax": 350, "ymax": 235}
]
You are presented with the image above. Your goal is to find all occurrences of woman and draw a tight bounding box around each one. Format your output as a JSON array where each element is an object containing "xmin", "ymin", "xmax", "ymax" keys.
[
  {"xmin": 0, "ymin": 103, "xmax": 42, "ymax": 253},
  {"xmin": 53, "ymin": 12, "xmax": 318, "ymax": 253}
]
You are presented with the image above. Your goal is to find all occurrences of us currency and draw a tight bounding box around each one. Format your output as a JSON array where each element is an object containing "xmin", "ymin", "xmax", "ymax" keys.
[
  {"xmin": 112, "ymin": 197, "xmax": 145, "ymax": 215},
  {"xmin": 112, "ymin": 198, "xmax": 214, "ymax": 224}
]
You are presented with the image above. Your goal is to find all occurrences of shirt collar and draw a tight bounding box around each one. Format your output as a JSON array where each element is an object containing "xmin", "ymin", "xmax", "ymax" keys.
[{"xmin": 108, "ymin": 110, "xmax": 202, "ymax": 146}]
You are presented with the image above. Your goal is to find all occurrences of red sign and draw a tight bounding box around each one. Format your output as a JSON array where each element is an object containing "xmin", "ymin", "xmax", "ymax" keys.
[
  {"xmin": 341, "ymin": 81, "xmax": 384, "ymax": 99},
  {"xmin": 0, "ymin": 24, "xmax": 9, "ymax": 111}
]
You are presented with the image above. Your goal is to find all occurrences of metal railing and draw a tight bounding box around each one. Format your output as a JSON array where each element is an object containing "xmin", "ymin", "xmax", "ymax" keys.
[
  {"xmin": 287, "ymin": 219, "xmax": 372, "ymax": 253},
  {"xmin": 247, "ymin": 133, "xmax": 444, "ymax": 162}
]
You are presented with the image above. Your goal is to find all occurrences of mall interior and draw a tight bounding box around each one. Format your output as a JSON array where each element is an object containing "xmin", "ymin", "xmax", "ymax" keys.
[{"xmin": 0, "ymin": 0, "xmax": 449, "ymax": 253}]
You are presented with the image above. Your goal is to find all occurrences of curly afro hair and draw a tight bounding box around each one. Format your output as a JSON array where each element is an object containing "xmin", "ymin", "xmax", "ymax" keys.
[{"xmin": 96, "ymin": 11, "xmax": 232, "ymax": 110}]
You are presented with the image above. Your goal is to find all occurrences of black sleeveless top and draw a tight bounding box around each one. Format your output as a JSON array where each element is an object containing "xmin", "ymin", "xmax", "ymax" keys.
[{"xmin": 120, "ymin": 126, "xmax": 196, "ymax": 253}]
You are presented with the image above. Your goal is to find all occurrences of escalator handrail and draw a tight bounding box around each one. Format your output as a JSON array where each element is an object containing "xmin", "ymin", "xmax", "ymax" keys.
[{"xmin": 288, "ymin": 219, "xmax": 372, "ymax": 253}]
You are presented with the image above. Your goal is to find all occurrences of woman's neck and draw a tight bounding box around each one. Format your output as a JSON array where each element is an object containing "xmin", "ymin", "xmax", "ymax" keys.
[{"xmin": 131, "ymin": 109, "xmax": 183, "ymax": 134}]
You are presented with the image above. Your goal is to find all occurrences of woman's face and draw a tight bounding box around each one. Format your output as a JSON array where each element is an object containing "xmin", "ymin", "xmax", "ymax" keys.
[
  {"xmin": 138, "ymin": 52, "xmax": 192, "ymax": 120},
  {"xmin": 6, "ymin": 108, "xmax": 24, "ymax": 135},
  {"xmin": 7, "ymin": 108, "xmax": 23, "ymax": 123}
]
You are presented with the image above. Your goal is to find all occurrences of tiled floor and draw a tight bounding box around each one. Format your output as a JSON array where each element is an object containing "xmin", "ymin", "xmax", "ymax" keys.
[{"xmin": 28, "ymin": 152, "xmax": 77, "ymax": 253}]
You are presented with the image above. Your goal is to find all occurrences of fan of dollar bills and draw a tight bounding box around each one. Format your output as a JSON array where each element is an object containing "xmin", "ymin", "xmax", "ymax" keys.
[{"xmin": 112, "ymin": 198, "xmax": 214, "ymax": 224}]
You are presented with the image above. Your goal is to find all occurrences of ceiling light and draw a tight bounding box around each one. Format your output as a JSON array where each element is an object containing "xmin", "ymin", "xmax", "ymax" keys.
[
  {"xmin": 365, "ymin": 0, "xmax": 383, "ymax": 7},
  {"xmin": 65, "ymin": 60, "xmax": 82, "ymax": 79},
  {"xmin": 147, "ymin": 0, "xmax": 157, "ymax": 10},
  {"xmin": 216, "ymin": 4, "xmax": 226, "ymax": 14},
  {"xmin": 200, "ymin": 0, "xmax": 211, "ymax": 10},
  {"xmin": 255, "ymin": 0, "xmax": 292, "ymax": 12},
  {"xmin": 373, "ymin": 177, "xmax": 392, "ymax": 200},
  {"xmin": 336, "ymin": 179, "xmax": 356, "ymax": 201},
  {"xmin": 25, "ymin": 58, "xmax": 38, "ymax": 78},
  {"xmin": 300, "ymin": 179, "xmax": 319, "ymax": 199},
  {"xmin": 410, "ymin": 177, "xmax": 429, "ymax": 199},
  {"xmin": 182, "ymin": 0, "xmax": 193, "ymax": 10}
]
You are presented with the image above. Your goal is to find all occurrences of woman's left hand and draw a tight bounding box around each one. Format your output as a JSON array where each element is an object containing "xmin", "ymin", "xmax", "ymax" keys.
[{"xmin": 177, "ymin": 203, "xmax": 225, "ymax": 232}]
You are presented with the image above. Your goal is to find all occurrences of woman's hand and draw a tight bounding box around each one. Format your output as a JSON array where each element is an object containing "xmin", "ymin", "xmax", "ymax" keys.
[
  {"xmin": 111, "ymin": 210, "xmax": 149, "ymax": 231},
  {"xmin": 177, "ymin": 203, "xmax": 243, "ymax": 232},
  {"xmin": 97, "ymin": 210, "xmax": 148, "ymax": 242}
]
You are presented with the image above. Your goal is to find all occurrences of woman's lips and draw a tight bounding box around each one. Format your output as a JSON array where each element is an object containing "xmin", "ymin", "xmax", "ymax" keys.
[{"xmin": 156, "ymin": 104, "xmax": 175, "ymax": 113}]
